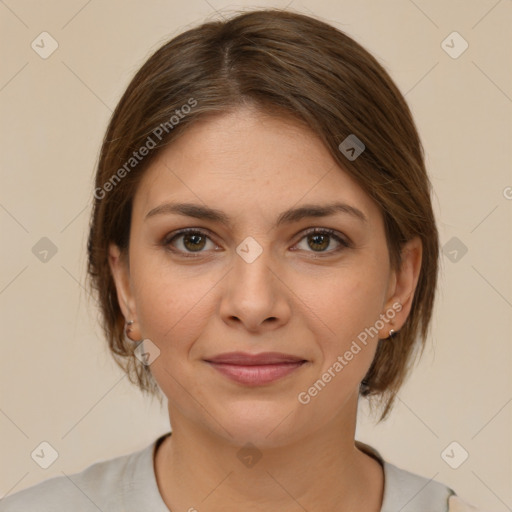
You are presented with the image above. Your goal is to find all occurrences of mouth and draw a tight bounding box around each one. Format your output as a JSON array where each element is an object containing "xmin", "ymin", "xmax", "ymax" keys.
[{"xmin": 204, "ymin": 352, "xmax": 307, "ymax": 386}]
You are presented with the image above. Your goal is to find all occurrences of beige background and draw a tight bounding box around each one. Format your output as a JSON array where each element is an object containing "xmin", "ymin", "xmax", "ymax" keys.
[{"xmin": 1, "ymin": 0, "xmax": 511, "ymax": 509}]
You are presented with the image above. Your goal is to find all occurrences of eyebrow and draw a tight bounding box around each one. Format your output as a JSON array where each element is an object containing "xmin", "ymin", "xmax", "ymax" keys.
[{"xmin": 145, "ymin": 201, "xmax": 367, "ymax": 227}]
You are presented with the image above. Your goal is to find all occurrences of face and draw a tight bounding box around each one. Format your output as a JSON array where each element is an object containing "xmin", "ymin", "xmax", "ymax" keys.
[{"xmin": 110, "ymin": 106, "xmax": 421, "ymax": 448}]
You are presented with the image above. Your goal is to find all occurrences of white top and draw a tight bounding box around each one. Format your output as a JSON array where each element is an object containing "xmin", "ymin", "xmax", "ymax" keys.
[{"xmin": 0, "ymin": 433, "xmax": 482, "ymax": 511}]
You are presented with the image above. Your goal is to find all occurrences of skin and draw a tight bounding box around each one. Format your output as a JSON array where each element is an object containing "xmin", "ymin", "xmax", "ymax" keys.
[{"xmin": 109, "ymin": 106, "xmax": 422, "ymax": 511}]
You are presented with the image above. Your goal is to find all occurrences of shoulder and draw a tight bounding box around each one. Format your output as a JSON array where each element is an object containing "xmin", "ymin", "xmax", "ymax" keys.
[
  {"xmin": 355, "ymin": 441, "xmax": 482, "ymax": 512},
  {"xmin": 382, "ymin": 461, "xmax": 483, "ymax": 512},
  {"xmin": 381, "ymin": 460, "xmax": 454, "ymax": 511},
  {"xmin": 0, "ymin": 444, "xmax": 150, "ymax": 512}
]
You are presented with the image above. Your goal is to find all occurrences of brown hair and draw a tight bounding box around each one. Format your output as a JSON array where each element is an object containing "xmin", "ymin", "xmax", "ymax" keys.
[{"xmin": 87, "ymin": 8, "xmax": 439, "ymax": 421}]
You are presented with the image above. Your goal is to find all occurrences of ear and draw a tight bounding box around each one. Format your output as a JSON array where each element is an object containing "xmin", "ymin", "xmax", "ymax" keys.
[
  {"xmin": 108, "ymin": 243, "xmax": 141, "ymax": 341},
  {"xmin": 379, "ymin": 236, "xmax": 423, "ymax": 338}
]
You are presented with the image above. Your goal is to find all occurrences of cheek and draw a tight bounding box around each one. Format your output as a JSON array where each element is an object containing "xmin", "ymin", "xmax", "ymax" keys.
[
  {"xmin": 300, "ymin": 264, "xmax": 388, "ymax": 341},
  {"xmin": 292, "ymin": 270, "xmax": 387, "ymax": 418},
  {"xmin": 295, "ymin": 261, "xmax": 389, "ymax": 387},
  {"xmin": 130, "ymin": 252, "xmax": 216, "ymax": 350},
  {"xmin": 130, "ymin": 263, "xmax": 218, "ymax": 401}
]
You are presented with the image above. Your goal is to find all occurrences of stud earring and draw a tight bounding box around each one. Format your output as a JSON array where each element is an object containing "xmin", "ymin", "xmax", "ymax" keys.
[
  {"xmin": 388, "ymin": 328, "xmax": 398, "ymax": 339},
  {"xmin": 124, "ymin": 320, "xmax": 138, "ymax": 344}
]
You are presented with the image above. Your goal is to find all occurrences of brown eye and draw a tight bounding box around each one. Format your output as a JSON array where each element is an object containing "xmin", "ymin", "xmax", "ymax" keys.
[
  {"xmin": 163, "ymin": 229, "xmax": 216, "ymax": 256},
  {"xmin": 307, "ymin": 233, "xmax": 330, "ymax": 252},
  {"xmin": 294, "ymin": 228, "xmax": 350, "ymax": 254},
  {"xmin": 182, "ymin": 232, "xmax": 207, "ymax": 252}
]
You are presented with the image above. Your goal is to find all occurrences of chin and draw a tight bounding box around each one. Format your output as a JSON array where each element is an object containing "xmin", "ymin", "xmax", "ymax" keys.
[{"xmin": 210, "ymin": 399, "xmax": 309, "ymax": 448}]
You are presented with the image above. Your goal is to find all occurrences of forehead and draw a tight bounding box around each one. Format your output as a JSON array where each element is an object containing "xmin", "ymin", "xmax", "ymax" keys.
[{"xmin": 133, "ymin": 108, "xmax": 382, "ymax": 226}]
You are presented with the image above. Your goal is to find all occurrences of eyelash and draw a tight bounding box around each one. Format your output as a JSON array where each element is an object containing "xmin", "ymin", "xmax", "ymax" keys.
[{"xmin": 162, "ymin": 227, "xmax": 351, "ymax": 258}]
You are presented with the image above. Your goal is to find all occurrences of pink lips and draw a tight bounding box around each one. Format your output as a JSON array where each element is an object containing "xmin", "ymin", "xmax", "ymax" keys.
[{"xmin": 205, "ymin": 352, "xmax": 306, "ymax": 386}]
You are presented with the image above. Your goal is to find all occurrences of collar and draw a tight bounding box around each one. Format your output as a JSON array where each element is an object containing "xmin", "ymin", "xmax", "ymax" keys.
[{"xmin": 123, "ymin": 433, "xmax": 453, "ymax": 512}]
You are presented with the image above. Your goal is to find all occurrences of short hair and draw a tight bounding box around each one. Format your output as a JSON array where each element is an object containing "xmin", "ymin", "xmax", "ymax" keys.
[{"xmin": 87, "ymin": 9, "xmax": 439, "ymax": 421}]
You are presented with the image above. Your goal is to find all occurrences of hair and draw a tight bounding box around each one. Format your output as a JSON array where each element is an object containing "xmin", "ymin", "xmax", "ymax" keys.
[{"xmin": 87, "ymin": 8, "xmax": 439, "ymax": 421}]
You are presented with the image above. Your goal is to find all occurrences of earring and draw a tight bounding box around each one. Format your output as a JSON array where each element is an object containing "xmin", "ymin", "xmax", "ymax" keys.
[
  {"xmin": 124, "ymin": 320, "xmax": 138, "ymax": 345},
  {"xmin": 388, "ymin": 328, "xmax": 398, "ymax": 339}
]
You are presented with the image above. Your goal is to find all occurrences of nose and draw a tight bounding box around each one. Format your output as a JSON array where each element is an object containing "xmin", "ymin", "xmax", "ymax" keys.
[{"xmin": 219, "ymin": 246, "xmax": 292, "ymax": 334}]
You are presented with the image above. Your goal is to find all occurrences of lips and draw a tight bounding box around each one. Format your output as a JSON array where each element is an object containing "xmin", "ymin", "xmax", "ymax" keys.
[
  {"xmin": 206, "ymin": 352, "xmax": 305, "ymax": 365},
  {"xmin": 204, "ymin": 352, "xmax": 307, "ymax": 386}
]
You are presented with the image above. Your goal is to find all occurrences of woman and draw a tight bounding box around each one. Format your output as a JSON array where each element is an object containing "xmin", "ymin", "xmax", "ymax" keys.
[{"xmin": 0, "ymin": 9, "xmax": 481, "ymax": 512}]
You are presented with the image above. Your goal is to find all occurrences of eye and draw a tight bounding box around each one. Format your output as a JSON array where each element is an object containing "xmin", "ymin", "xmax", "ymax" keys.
[
  {"xmin": 163, "ymin": 228, "xmax": 217, "ymax": 256},
  {"xmin": 293, "ymin": 228, "xmax": 351, "ymax": 255},
  {"xmin": 162, "ymin": 227, "xmax": 351, "ymax": 258}
]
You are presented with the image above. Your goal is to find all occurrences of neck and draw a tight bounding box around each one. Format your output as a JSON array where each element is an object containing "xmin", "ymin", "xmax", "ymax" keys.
[{"xmin": 154, "ymin": 394, "xmax": 383, "ymax": 512}]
